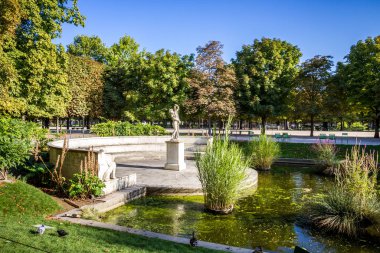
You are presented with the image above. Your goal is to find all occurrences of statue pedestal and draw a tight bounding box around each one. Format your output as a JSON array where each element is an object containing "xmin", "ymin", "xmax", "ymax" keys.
[{"xmin": 164, "ymin": 140, "xmax": 186, "ymax": 171}]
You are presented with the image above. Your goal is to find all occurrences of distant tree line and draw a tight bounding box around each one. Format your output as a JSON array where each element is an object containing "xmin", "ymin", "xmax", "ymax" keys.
[{"xmin": 1, "ymin": 1, "xmax": 380, "ymax": 137}]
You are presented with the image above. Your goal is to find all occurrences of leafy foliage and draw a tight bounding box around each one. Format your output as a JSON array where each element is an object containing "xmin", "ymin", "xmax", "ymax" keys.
[
  {"xmin": 295, "ymin": 55, "xmax": 333, "ymax": 136},
  {"xmin": 0, "ymin": 0, "xmax": 84, "ymax": 118},
  {"xmin": 66, "ymin": 54, "xmax": 104, "ymax": 118},
  {"xmin": 246, "ymin": 135, "xmax": 280, "ymax": 170},
  {"xmin": 0, "ymin": 118, "xmax": 46, "ymax": 180},
  {"xmin": 184, "ymin": 41, "xmax": 236, "ymax": 121},
  {"xmin": 67, "ymin": 35, "xmax": 108, "ymax": 63},
  {"xmin": 341, "ymin": 36, "xmax": 380, "ymax": 138},
  {"xmin": 104, "ymin": 36, "xmax": 191, "ymax": 121},
  {"xmin": 233, "ymin": 38, "xmax": 301, "ymax": 134},
  {"xmin": 91, "ymin": 121, "xmax": 167, "ymax": 136}
]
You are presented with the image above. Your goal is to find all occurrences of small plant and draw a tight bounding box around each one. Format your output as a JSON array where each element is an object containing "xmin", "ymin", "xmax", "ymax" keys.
[
  {"xmin": 312, "ymin": 142, "xmax": 340, "ymax": 175},
  {"xmin": 68, "ymin": 148, "xmax": 105, "ymax": 199},
  {"xmin": 307, "ymin": 145, "xmax": 380, "ymax": 238},
  {"xmin": 196, "ymin": 119, "xmax": 248, "ymax": 214},
  {"xmin": 47, "ymin": 138, "xmax": 69, "ymax": 195},
  {"xmin": 247, "ymin": 135, "xmax": 280, "ymax": 170}
]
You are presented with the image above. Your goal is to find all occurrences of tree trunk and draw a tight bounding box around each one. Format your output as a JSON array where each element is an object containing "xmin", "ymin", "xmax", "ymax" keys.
[
  {"xmin": 56, "ymin": 117, "xmax": 59, "ymax": 133},
  {"xmin": 284, "ymin": 119, "xmax": 289, "ymax": 130},
  {"xmin": 66, "ymin": 117, "xmax": 70, "ymax": 131},
  {"xmin": 261, "ymin": 116, "xmax": 266, "ymax": 135},
  {"xmin": 310, "ymin": 115, "xmax": 314, "ymax": 137},
  {"xmin": 375, "ymin": 112, "xmax": 379, "ymax": 138},
  {"xmin": 208, "ymin": 117, "xmax": 212, "ymax": 135},
  {"xmin": 340, "ymin": 119, "xmax": 344, "ymax": 131},
  {"xmin": 44, "ymin": 118, "xmax": 50, "ymax": 129}
]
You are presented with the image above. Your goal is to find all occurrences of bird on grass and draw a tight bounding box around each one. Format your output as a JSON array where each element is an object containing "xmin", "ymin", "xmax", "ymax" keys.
[
  {"xmin": 252, "ymin": 246, "xmax": 263, "ymax": 253},
  {"xmin": 57, "ymin": 229, "xmax": 68, "ymax": 237},
  {"xmin": 189, "ymin": 231, "xmax": 198, "ymax": 247},
  {"xmin": 37, "ymin": 225, "xmax": 45, "ymax": 235}
]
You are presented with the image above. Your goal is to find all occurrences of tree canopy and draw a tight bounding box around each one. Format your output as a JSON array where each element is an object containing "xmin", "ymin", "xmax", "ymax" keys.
[
  {"xmin": 233, "ymin": 38, "xmax": 301, "ymax": 134},
  {"xmin": 67, "ymin": 35, "xmax": 108, "ymax": 63}
]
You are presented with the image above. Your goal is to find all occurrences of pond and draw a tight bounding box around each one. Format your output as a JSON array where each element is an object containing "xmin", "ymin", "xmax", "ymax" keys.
[{"xmin": 101, "ymin": 166, "xmax": 380, "ymax": 253}]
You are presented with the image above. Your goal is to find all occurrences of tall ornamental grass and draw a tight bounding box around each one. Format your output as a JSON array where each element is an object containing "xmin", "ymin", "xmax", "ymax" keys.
[
  {"xmin": 312, "ymin": 142, "xmax": 340, "ymax": 175},
  {"xmin": 247, "ymin": 135, "xmax": 280, "ymax": 170},
  {"xmin": 308, "ymin": 146, "xmax": 380, "ymax": 238},
  {"xmin": 196, "ymin": 133, "xmax": 248, "ymax": 214},
  {"xmin": 91, "ymin": 121, "xmax": 167, "ymax": 136}
]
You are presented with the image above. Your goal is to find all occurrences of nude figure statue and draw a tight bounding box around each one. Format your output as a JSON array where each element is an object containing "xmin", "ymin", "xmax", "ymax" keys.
[{"xmin": 169, "ymin": 104, "xmax": 180, "ymax": 141}]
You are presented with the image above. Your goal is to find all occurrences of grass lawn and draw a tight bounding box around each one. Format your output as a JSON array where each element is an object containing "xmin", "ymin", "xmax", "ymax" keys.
[
  {"xmin": 0, "ymin": 181, "xmax": 221, "ymax": 253},
  {"xmin": 238, "ymin": 142, "xmax": 380, "ymax": 160}
]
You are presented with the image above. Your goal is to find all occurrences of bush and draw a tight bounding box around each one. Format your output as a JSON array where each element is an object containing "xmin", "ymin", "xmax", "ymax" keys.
[
  {"xmin": 0, "ymin": 118, "xmax": 47, "ymax": 180},
  {"xmin": 348, "ymin": 122, "xmax": 368, "ymax": 131},
  {"xmin": 91, "ymin": 121, "xmax": 167, "ymax": 137},
  {"xmin": 312, "ymin": 142, "xmax": 340, "ymax": 175},
  {"xmin": 195, "ymin": 130, "xmax": 248, "ymax": 214},
  {"xmin": 247, "ymin": 135, "xmax": 280, "ymax": 170},
  {"xmin": 307, "ymin": 146, "xmax": 380, "ymax": 238}
]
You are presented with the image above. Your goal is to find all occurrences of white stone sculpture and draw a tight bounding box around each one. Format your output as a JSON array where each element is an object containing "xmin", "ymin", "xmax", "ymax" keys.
[
  {"xmin": 97, "ymin": 150, "xmax": 116, "ymax": 181},
  {"xmin": 169, "ymin": 104, "xmax": 181, "ymax": 141}
]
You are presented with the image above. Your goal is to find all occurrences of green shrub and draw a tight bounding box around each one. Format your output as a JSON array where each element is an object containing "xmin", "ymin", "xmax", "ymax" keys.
[
  {"xmin": 195, "ymin": 129, "xmax": 248, "ymax": 213},
  {"xmin": 91, "ymin": 121, "xmax": 167, "ymax": 137},
  {"xmin": 312, "ymin": 142, "xmax": 340, "ymax": 175},
  {"xmin": 247, "ymin": 135, "xmax": 280, "ymax": 170},
  {"xmin": 348, "ymin": 122, "xmax": 368, "ymax": 131},
  {"xmin": 68, "ymin": 173, "xmax": 105, "ymax": 199},
  {"xmin": 0, "ymin": 118, "xmax": 47, "ymax": 180},
  {"xmin": 307, "ymin": 146, "xmax": 380, "ymax": 238}
]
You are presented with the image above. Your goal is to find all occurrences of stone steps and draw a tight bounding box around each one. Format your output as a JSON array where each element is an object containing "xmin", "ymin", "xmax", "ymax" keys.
[{"xmin": 82, "ymin": 185, "xmax": 147, "ymax": 213}]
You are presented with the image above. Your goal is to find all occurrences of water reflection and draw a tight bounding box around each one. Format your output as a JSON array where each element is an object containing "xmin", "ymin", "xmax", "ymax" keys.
[{"xmin": 102, "ymin": 166, "xmax": 380, "ymax": 252}]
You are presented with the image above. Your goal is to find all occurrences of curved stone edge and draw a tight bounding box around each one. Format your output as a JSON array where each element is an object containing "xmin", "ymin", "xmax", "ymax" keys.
[{"xmin": 47, "ymin": 136, "xmax": 212, "ymax": 194}]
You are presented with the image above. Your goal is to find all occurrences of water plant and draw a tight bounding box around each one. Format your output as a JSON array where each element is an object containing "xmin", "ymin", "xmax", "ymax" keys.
[
  {"xmin": 312, "ymin": 142, "xmax": 340, "ymax": 175},
  {"xmin": 247, "ymin": 135, "xmax": 279, "ymax": 170},
  {"xmin": 195, "ymin": 122, "xmax": 248, "ymax": 214},
  {"xmin": 307, "ymin": 145, "xmax": 380, "ymax": 238}
]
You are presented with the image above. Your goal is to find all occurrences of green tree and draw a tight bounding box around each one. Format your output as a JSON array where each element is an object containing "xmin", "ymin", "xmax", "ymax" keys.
[
  {"xmin": 66, "ymin": 55, "xmax": 104, "ymax": 120},
  {"xmin": 103, "ymin": 36, "xmax": 142, "ymax": 119},
  {"xmin": 233, "ymin": 38, "xmax": 301, "ymax": 134},
  {"xmin": 185, "ymin": 41, "xmax": 237, "ymax": 131},
  {"xmin": 342, "ymin": 36, "xmax": 380, "ymax": 138},
  {"xmin": 296, "ymin": 55, "xmax": 333, "ymax": 136},
  {"xmin": 67, "ymin": 35, "xmax": 108, "ymax": 63},
  {"xmin": 104, "ymin": 36, "xmax": 191, "ymax": 121},
  {"xmin": 0, "ymin": 0, "xmax": 84, "ymax": 120},
  {"xmin": 0, "ymin": 0, "xmax": 25, "ymax": 116}
]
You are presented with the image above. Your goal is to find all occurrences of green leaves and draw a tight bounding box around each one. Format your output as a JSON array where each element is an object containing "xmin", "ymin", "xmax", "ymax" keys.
[{"xmin": 233, "ymin": 38, "xmax": 301, "ymax": 131}]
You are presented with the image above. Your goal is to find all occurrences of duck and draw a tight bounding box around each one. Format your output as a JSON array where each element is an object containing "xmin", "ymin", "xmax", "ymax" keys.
[{"xmin": 189, "ymin": 231, "xmax": 198, "ymax": 247}]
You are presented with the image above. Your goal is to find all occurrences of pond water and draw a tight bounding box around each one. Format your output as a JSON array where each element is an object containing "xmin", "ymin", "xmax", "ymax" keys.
[{"xmin": 101, "ymin": 166, "xmax": 380, "ymax": 253}]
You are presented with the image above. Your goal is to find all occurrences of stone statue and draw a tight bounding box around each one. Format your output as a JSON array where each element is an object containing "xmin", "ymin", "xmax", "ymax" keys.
[{"xmin": 169, "ymin": 104, "xmax": 180, "ymax": 141}]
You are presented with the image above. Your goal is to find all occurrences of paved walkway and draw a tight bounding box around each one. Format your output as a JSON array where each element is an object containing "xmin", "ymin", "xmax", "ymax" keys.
[{"xmin": 116, "ymin": 159, "xmax": 258, "ymax": 194}]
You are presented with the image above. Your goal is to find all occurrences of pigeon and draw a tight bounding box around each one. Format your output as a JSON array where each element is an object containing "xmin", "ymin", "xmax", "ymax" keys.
[
  {"xmin": 252, "ymin": 246, "xmax": 263, "ymax": 253},
  {"xmin": 189, "ymin": 231, "xmax": 198, "ymax": 247},
  {"xmin": 57, "ymin": 229, "xmax": 68, "ymax": 237},
  {"xmin": 37, "ymin": 225, "xmax": 45, "ymax": 235}
]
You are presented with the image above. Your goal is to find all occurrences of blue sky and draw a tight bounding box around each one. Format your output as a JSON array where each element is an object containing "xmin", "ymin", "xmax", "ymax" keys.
[{"xmin": 56, "ymin": 0, "xmax": 380, "ymax": 64}]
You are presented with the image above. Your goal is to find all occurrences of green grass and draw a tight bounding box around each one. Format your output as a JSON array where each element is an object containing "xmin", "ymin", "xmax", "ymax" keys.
[
  {"xmin": 0, "ymin": 181, "xmax": 221, "ymax": 253},
  {"xmin": 238, "ymin": 142, "xmax": 380, "ymax": 160}
]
